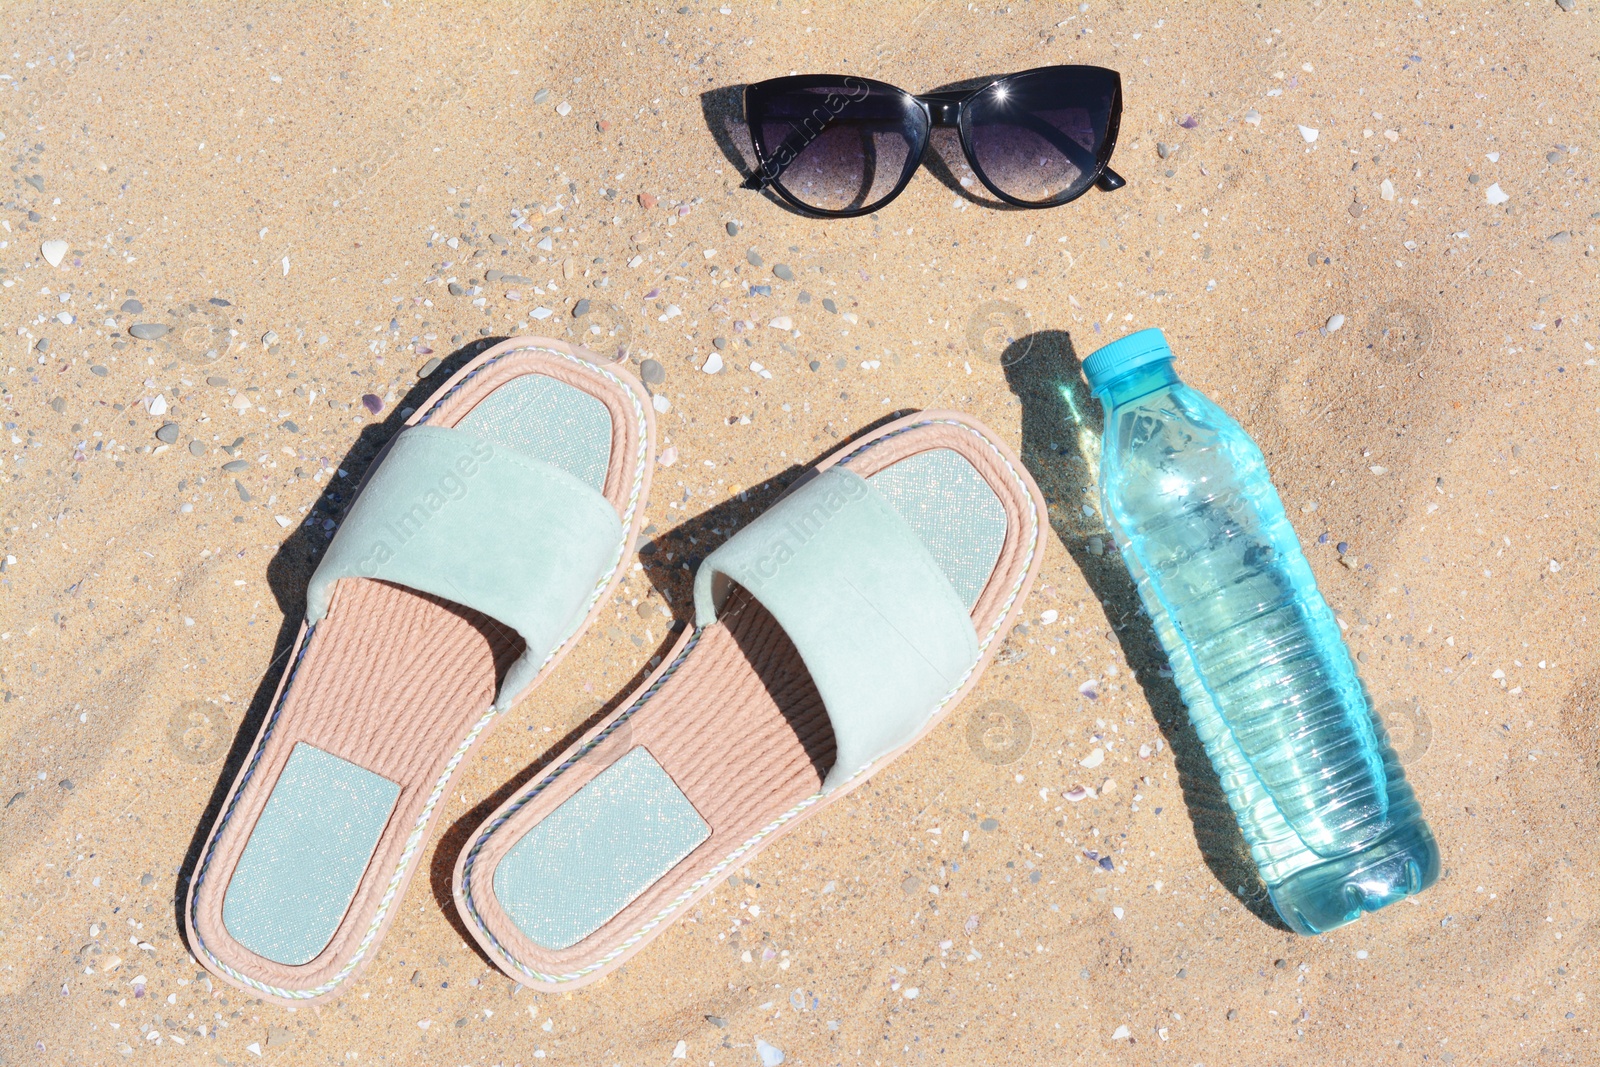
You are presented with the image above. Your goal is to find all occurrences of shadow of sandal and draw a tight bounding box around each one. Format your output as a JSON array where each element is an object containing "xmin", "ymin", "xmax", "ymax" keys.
[{"xmin": 999, "ymin": 328, "xmax": 1287, "ymax": 931}]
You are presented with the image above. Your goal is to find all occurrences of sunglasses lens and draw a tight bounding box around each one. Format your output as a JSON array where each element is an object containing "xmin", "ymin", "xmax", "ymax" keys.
[
  {"xmin": 754, "ymin": 80, "xmax": 925, "ymax": 214},
  {"xmin": 964, "ymin": 68, "xmax": 1117, "ymax": 205}
]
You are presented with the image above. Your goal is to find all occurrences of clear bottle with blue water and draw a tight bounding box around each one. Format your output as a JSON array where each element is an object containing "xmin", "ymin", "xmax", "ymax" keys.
[{"xmin": 1082, "ymin": 327, "xmax": 1439, "ymax": 934}]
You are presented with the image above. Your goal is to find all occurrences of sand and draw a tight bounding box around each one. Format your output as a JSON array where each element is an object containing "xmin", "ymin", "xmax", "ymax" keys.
[{"xmin": 1, "ymin": 2, "xmax": 1596, "ymax": 1064}]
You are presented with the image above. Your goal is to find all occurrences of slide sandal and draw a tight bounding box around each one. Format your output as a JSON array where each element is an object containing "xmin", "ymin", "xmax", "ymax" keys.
[
  {"xmin": 453, "ymin": 410, "xmax": 1045, "ymax": 989},
  {"xmin": 185, "ymin": 337, "xmax": 653, "ymax": 1005}
]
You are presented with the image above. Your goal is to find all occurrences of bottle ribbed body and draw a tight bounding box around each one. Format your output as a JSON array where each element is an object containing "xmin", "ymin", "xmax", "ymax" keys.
[{"xmin": 1098, "ymin": 364, "xmax": 1438, "ymax": 933}]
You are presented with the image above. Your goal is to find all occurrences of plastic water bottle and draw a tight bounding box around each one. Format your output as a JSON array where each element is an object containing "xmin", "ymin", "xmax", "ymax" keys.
[{"xmin": 1082, "ymin": 328, "xmax": 1439, "ymax": 934}]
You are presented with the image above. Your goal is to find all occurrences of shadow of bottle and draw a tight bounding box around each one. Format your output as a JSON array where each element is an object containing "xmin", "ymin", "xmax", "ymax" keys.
[{"xmin": 998, "ymin": 329, "xmax": 1287, "ymax": 930}]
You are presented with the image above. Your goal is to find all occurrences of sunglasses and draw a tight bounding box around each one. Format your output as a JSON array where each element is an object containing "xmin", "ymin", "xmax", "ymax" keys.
[{"xmin": 740, "ymin": 65, "xmax": 1124, "ymax": 217}]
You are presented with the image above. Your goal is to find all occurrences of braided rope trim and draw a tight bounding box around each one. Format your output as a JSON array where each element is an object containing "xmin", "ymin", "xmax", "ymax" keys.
[
  {"xmin": 188, "ymin": 344, "xmax": 650, "ymax": 1001},
  {"xmin": 460, "ymin": 417, "xmax": 1041, "ymax": 985}
]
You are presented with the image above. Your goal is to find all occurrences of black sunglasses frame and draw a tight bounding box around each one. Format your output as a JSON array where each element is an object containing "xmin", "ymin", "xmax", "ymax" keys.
[{"xmin": 741, "ymin": 66, "xmax": 1125, "ymax": 218}]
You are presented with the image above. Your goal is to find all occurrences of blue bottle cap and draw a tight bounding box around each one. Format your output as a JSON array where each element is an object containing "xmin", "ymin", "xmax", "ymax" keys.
[{"xmin": 1081, "ymin": 327, "xmax": 1173, "ymax": 391}]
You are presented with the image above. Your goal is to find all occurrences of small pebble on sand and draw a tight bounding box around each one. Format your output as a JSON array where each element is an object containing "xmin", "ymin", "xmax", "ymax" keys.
[
  {"xmin": 362, "ymin": 394, "xmax": 383, "ymax": 414},
  {"xmin": 155, "ymin": 423, "xmax": 179, "ymax": 444}
]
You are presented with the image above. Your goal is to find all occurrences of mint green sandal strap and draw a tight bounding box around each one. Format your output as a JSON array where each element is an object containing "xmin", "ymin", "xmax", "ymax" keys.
[
  {"xmin": 693, "ymin": 467, "xmax": 979, "ymax": 791},
  {"xmin": 308, "ymin": 425, "xmax": 623, "ymax": 707}
]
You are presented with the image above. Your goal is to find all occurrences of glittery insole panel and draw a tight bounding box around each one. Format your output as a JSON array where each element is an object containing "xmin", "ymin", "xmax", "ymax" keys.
[
  {"xmin": 492, "ymin": 747, "xmax": 710, "ymax": 950},
  {"xmin": 222, "ymin": 743, "xmax": 401, "ymax": 966}
]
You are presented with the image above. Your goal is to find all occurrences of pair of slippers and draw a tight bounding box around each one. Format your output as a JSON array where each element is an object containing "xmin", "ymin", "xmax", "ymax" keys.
[{"xmin": 185, "ymin": 336, "xmax": 1046, "ymax": 1004}]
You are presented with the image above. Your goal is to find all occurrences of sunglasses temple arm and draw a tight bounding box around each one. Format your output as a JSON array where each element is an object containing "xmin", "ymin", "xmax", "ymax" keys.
[
  {"xmin": 976, "ymin": 108, "xmax": 1121, "ymax": 193},
  {"xmin": 741, "ymin": 120, "xmax": 837, "ymax": 191},
  {"xmin": 998, "ymin": 111, "xmax": 1110, "ymax": 184}
]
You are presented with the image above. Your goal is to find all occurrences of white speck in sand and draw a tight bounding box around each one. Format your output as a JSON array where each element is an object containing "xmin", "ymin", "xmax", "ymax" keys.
[
  {"xmin": 756, "ymin": 1038, "xmax": 786, "ymax": 1066},
  {"xmin": 673, "ymin": 1040, "xmax": 687, "ymax": 1059},
  {"xmin": 1485, "ymin": 183, "xmax": 1510, "ymax": 205},
  {"xmin": 1112, "ymin": 1024, "xmax": 1131, "ymax": 1040},
  {"xmin": 1380, "ymin": 179, "xmax": 1395, "ymax": 201},
  {"xmin": 1243, "ymin": 109, "xmax": 1261, "ymax": 126},
  {"xmin": 703, "ymin": 352, "xmax": 724, "ymax": 374},
  {"xmin": 1325, "ymin": 313, "xmax": 1345, "ymax": 333},
  {"xmin": 1080, "ymin": 748, "xmax": 1105, "ymax": 769},
  {"xmin": 652, "ymin": 394, "xmax": 671, "ymax": 414},
  {"xmin": 1297, "ymin": 125, "xmax": 1318, "ymax": 143},
  {"xmin": 768, "ymin": 316, "xmax": 794, "ymax": 331},
  {"xmin": 1039, "ymin": 609, "xmax": 1059, "ymax": 625},
  {"xmin": 41, "ymin": 239, "xmax": 69, "ymax": 267}
]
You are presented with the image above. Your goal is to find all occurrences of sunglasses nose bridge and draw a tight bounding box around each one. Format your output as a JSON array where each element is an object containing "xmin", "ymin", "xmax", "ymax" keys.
[{"xmin": 920, "ymin": 95, "xmax": 963, "ymax": 128}]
